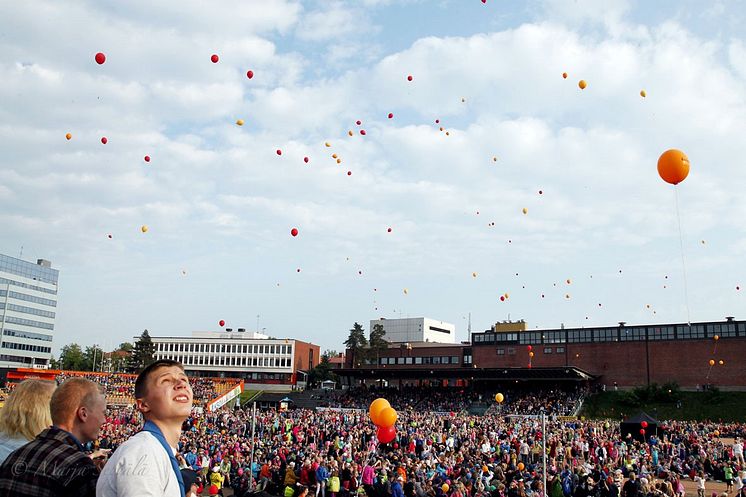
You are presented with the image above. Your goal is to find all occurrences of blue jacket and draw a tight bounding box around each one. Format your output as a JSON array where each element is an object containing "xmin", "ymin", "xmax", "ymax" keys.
[
  {"xmin": 392, "ymin": 481, "xmax": 405, "ymax": 497},
  {"xmin": 316, "ymin": 466, "xmax": 329, "ymax": 482}
]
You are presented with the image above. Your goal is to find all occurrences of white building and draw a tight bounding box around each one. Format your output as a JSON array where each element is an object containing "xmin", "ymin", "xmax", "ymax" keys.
[
  {"xmin": 0, "ymin": 255, "xmax": 57, "ymax": 368},
  {"xmin": 150, "ymin": 329, "xmax": 319, "ymax": 392},
  {"xmin": 369, "ymin": 317, "xmax": 456, "ymax": 344}
]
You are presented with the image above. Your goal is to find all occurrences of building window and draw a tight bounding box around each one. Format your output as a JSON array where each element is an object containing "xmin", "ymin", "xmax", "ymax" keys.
[
  {"xmin": 507, "ymin": 348, "xmax": 516, "ymax": 355},
  {"xmin": 405, "ymin": 357, "xmax": 413, "ymax": 364},
  {"xmin": 451, "ymin": 356, "xmax": 459, "ymax": 364},
  {"xmin": 649, "ymin": 326, "xmax": 675, "ymax": 341},
  {"xmin": 556, "ymin": 347, "xmax": 565, "ymax": 353},
  {"xmin": 415, "ymin": 357, "xmax": 422, "ymax": 364},
  {"xmin": 543, "ymin": 347, "xmax": 552, "ymax": 354},
  {"xmin": 497, "ymin": 348, "xmax": 505, "ymax": 355}
]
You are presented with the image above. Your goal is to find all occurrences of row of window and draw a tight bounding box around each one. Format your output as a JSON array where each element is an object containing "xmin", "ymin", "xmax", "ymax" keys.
[
  {"xmin": 156, "ymin": 353, "xmax": 292, "ymax": 368},
  {"xmin": 0, "ymin": 256, "xmax": 59, "ymax": 285},
  {"xmin": 0, "ymin": 302, "xmax": 56, "ymax": 319},
  {"xmin": 1, "ymin": 341, "xmax": 52, "ymax": 354},
  {"xmin": 0, "ymin": 276, "xmax": 57, "ymax": 296},
  {"xmin": 473, "ymin": 322, "xmax": 746, "ymax": 345},
  {"xmin": 155, "ymin": 342, "xmax": 292, "ymax": 355},
  {"xmin": 0, "ymin": 354, "xmax": 38, "ymax": 364},
  {"xmin": 0, "ymin": 290, "xmax": 57, "ymax": 307},
  {"xmin": 2, "ymin": 328, "xmax": 53, "ymax": 342},
  {"xmin": 376, "ymin": 355, "xmax": 461, "ymax": 365},
  {"xmin": 496, "ymin": 346, "xmax": 566, "ymax": 355},
  {"xmin": 2, "ymin": 316, "xmax": 54, "ymax": 330}
]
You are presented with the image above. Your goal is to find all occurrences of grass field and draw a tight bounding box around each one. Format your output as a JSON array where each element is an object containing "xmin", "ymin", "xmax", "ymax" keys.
[
  {"xmin": 239, "ymin": 389, "xmax": 262, "ymax": 404},
  {"xmin": 580, "ymin": 390, "xmax": 746, "ymax": 422}
]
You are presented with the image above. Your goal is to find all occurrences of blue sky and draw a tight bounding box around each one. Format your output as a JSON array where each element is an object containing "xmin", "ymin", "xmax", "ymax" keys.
[{"xmin": 1, "ymin": 0, "xmax": 745, "ymax": 356}]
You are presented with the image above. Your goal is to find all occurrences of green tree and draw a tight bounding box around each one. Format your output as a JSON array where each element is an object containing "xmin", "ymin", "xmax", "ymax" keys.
[
  {"xmin": 128, "ymin": 330, "xmax": 156, "ymax": 372},
  {"xmin": 344, "ymin": 322, "xmax": 368, "ymax": 368},
  {"xmin": 59, "ymin": 343, "xmax": 86, "ymax": 371},
  {"xmin": 308, "ymin": 352, "xmax": 338, "ymax": 387},
  {"xmin": 83, "ymin": 345, "xmax": 105, "ymax": 372},
  {"xmin": 369, "ymin": 323, "xmax": 388, "ymax": 363}
]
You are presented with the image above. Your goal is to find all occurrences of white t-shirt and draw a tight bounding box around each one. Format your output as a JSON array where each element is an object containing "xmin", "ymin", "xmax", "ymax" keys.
[
  {"xmin": 734, "ymin": 443, "xmax": 743, "ymax": 456},
  {"xmin": 97, "ymin": 431, "xmax": 181, "ymax": 497}
]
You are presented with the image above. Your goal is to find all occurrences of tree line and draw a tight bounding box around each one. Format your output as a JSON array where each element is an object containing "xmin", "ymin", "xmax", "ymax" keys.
[{"xmin": 54, "ymin": 329, "xmax": 156, "ymax": 373}]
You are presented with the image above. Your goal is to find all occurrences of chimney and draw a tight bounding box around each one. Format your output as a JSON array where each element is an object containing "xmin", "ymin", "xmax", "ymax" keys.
[
  {"xmin": 619, "ymin": 321, "xmax": 626, "ymax": 327},
  {"xmin": 726, "ymin": 316, "xmax": 734, "ymax": 322}
]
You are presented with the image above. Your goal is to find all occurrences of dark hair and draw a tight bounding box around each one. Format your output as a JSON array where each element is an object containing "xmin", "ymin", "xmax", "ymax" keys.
[{"xmin": 134, "ymin": 359, "xmax": 184, "ymax": 399}]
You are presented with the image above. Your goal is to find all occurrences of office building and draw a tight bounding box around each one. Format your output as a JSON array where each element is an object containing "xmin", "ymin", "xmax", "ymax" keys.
[
  {"xmin": 0, "ymin": 254, "xmax": 57, "ymax": 368},
  {"xmin": 369, "ymin": 317, "xmax": 456, "ymax": 344}
]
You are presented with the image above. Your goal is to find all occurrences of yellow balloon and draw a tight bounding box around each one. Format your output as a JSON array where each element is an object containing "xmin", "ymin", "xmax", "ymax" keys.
[
  {"xmin": 578, "ymin": 80, "xmax": 587, "ymax": 90},
  {"xmin": 714, "ymin": 335, "xmax": 719, "ymax": 341},
  {"xmin": 369, "ymin": 398, "xmax": 390, "ymax": 425},
  {"xmin": 492, "ymin": 156, "xmax": 497, "ymax": 162},
  {"xmin": 141, "ymin": 225, "xmax": 149, "ymax": 233},
  {"xmin": 522, "ymin": 207, "xmax": 528, "ymax": 215},
  {"xmin": 472, "ymin": 272, "xmax": 477, "ymax": 278},
  {"xmin": 495, "ymin": 393, "xmax": 504, "ymax": 403},
  {"xmin": 348, "ymin": 130, "xmax": 353, "ymax": 136},
  {"xmin": 325, "ymin": 142, "xmax": 331, "ymax": 147},
  {"xmin": 236, "ymin": 119, "xmax": 244, "ymax": 126},
  {"xmin": 719, "ymin": 360, "xmax": 724, "ymax": 365},
  {"xmin": 640, "ymin": 90, "xmax": 646, "ymax": 98},
  {"xmin": 442, "ymin": 484, "xmax": 450, "ymax": 493},
  {"xmin": 403, "ymin": 288, "xmax": 408, "ymax": 295},
  {"xmin": 709, "ymin": 359, "xmax": 715, "ymax": 366},
  {"xmin": 529, "ymin": 351, "xmax": 534, "ymax": 358}
]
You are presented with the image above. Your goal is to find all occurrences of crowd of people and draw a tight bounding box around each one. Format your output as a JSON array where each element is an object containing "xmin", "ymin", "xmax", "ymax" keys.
[
  {"xmin": 0, "ymin": 368, "xmax": 744, "ymax": 497},
  {"xmin": 323, "ymin": 387, "xmax": 584, "ymax": 417}
]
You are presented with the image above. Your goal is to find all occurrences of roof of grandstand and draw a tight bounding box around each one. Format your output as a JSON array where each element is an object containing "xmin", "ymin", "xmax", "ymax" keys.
[{"xmin": 336, "ymin": 365, "xmax": 596, "ymax": 381}]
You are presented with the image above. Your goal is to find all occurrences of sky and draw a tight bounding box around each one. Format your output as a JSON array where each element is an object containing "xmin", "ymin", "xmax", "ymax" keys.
[{"xmin": 2, "ymin": 0, "xmax": 746, "ymax": 356}]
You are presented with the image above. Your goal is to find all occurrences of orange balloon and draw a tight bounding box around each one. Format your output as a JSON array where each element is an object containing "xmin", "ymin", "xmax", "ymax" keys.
[
  {"xmin": 377, "ymin": 406, "xmax": 398, "ymax": 428},
  {"xmin": 657, "ymin": 149, "xmax": 690, "ymax": 185},
  {"xmin": 578, "ymin": 80, "xmax": 587, "ymax": 90},
  {"xmin": 709, "ymin": 359, "xmax": 715, "ymax": 366},
  {"xmin": 369, "ymin": 398, "xmax": 390, "ymax": 424},
  {"xmin": 518, "ymin": 462, "xmax": 525, "ymax": 471}
]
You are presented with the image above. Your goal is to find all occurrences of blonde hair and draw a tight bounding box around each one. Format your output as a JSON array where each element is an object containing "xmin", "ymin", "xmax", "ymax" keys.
[{"xmin": 0, "ymin": 379, "xmax": 56, "ymax": 441}]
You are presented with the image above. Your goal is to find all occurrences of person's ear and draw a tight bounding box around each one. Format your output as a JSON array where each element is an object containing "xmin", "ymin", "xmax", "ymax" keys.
[
  {"xmin": 136, "ymin": 398, "xmax": 151, "ymax": 414},
  {"xmin": 77, "ymin": 405, "xmax": 89, "ymax": 423}
]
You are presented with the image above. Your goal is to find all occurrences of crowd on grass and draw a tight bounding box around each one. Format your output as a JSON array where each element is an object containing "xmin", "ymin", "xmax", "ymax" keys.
[{"xmin": 2, "ymin": 376, "xmax": 746, "ymax": 497}]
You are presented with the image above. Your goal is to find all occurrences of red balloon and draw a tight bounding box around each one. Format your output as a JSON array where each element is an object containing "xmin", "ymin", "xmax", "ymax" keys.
[
  {"xmin": 641, "ymin": 421, "xmax": 648, "ymax": 428},
  {"xmin": 376, "ymin": 425, "xmax": 396, "ymax": 444},
  {"xmin": 388, "ymin": 113, "xmax": 394, "ymax": 119},
  {"xmin": 291, "ymin": 228, "xmax": 299, "ymax": 237},
  {"xmin": 107, "ymin": 234, "xmax": 112, "ymax": 239},
  {"xmin": 500, "ymin": 296, "xmax": 505, "ymax": 301},
  {"xmin": 95, "ymin": 52, "xmax": 106, "ymax": 65},
  {"xmin": 211, "ymin": 54, "xmax": 219, "ymax": 63},
  {"xmin": 246, "ymin": 70, "xmax": 254, "ymax": 79},
  {"xmin": 387, "ymin": 228, "xmax": 392, "ymax": 233},
  {"xmin": 347, "ymin": 171, "xmax": 352, "ymax": 176},
  {"xmin": 527, "ymin": 345, "xmax": 533, "ymax": 352},
  {"xmin": 407, "ymin": 75, "xmax": 413, "ymax": 81},
  {"xmin": 101, "ymin": 137, "xmax": 108, "ymax": 144},
  {"xmin": 303, "ymin": 156, "xmax": 309, "ymax": 163},
  {"xmin": 356, "ymin": 120, "xmax": 362, "ymax": 125},
  {"xmin": 276, "ymin": 149, "xmax": 282, "ymax": 155},
  {"xmin": 435, "ymin": 119, "xmax": 440, "ymax": 124},
  {"xmin": 640, "ymin": 429, "xmax": 646, "ymax": 435},
  {"xmin": 360, "ymin": 130, "xmax": 366, "ymax": 135},
  {"xmin": 219, "ymin": 320, "xmax": 225, "ymax": 327},
  {"xmin": 144, "ymin": 155, "xmax": 151, "ymax": 162}
]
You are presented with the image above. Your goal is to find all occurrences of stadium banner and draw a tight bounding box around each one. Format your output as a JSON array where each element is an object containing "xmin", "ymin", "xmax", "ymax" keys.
[{"xmin": 207, "ymin": 384, "xmax": 242, "ymax": 412}]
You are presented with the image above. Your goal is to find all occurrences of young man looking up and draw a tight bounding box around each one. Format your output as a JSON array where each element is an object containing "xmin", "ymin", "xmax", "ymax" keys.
[{"xmin": 97, "ymin": 359, "xmax": 194, "ymax": 497}]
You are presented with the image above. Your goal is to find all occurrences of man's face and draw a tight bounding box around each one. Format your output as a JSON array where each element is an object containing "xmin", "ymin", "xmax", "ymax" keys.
[
  {"xmin": 137, "ymin": 366, "xmax": 194, "ymax": 422},
  {"xmin": 80, "ymin": 393, "xmax": 107, "ymax": 443}
]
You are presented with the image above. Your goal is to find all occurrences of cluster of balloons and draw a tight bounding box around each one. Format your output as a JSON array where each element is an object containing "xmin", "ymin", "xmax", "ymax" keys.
[{"xmin": 369, "ymin": 398, "xmax": 398, "ymax": 443}]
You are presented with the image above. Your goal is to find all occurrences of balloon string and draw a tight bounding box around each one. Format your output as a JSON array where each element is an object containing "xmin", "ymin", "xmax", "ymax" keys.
[{"xmin": 674, "ymin": 187, "xmax": 691, "ymax": 325}]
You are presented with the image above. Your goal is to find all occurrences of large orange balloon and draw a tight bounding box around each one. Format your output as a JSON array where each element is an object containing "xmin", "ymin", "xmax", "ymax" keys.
[
  {"xmin": 369, "ymin": 398, "xmax": 390, "ymax": 424},
  {"xmin": 657, "ymin": 149, "xmax": 690, "ymax": 185},
  {"xmin": 377, "ymin": 407, "xmax": 398, "ymax": 428},
  {"xmin": 495, "ymin": 393, "xmax": 504, "ymax": 403}
]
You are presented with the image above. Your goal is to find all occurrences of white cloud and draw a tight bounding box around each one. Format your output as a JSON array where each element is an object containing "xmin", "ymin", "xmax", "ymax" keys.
[{"xmin": 1, "ymin": 1, "xmax": 745, "ymax": 353}]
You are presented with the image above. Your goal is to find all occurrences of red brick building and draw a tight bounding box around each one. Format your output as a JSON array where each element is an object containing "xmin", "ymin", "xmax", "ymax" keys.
[{"xmin": 339, "ymin": 317, "xmax": 746, "ymax": 390}]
